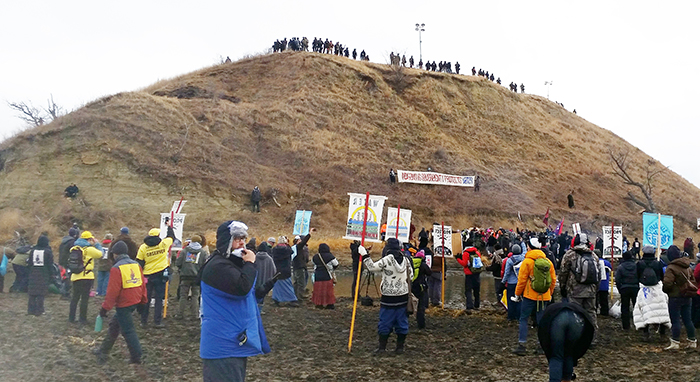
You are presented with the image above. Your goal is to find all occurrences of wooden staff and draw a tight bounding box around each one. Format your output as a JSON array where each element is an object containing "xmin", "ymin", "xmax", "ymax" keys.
[
  {"xmin": 441, "ymin": 221, "xmax": 446, "ymax": 309},
  {"xmin": 609, "ymin": 223, "xmax": 615, "ymax": 303},
  {"xmin": 348, "ymin": 192, "xmax": 370, "ymax": 353}
]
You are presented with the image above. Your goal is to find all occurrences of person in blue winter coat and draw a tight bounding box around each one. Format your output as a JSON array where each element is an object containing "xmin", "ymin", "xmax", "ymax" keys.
[
  {"xmin": 501, "ymin": 244, "xmax": 525, "ymax": 321},
  {"xmin": 595, "ymin": 249, "xmax": 612, "ymax": 316},
  {"xmin": 200, "ymin": 221, "xmax": 271, "ymax": 382}
]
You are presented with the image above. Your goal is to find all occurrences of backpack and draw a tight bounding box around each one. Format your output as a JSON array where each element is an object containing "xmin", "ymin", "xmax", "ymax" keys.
[
  {"xmin": 411, "ymin": 257, "xmax": 421, "ymax": 282},
  {"xmin": 58, "ymin": 237, "xmax": 76, "ymax": 267},
  {"xmin": 67, "ymin": 246, "xmax": 91, "ymax": 274},
  {"xmin": 530, "ymin": 257, "xmax": 552, "ymax": 293},
  {"xmin": 469, "ymin": 252, "xmax": 484, "ymax": 274},
  {"xmin": 574, "ymin": 252, "xmax": 600, "ymax": 285},
  {"xmin": 640, "ymin": 262, "xmax": 659, "ymax": 286}
]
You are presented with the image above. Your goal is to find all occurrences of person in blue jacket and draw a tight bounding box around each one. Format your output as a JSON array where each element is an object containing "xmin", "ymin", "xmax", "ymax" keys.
[
  {"xmin": 595, "ymin": 249, "xmax": 612, "ymax": 316},
  {"xmin": 200, "ymin": 221, "xmax": 271, "ymax": 382}
]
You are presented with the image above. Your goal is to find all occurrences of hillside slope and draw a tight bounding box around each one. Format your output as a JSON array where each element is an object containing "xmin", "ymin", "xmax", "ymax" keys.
[{"xmin": 0, "ymin": 51, "xmax": 697, "ymax": 243}]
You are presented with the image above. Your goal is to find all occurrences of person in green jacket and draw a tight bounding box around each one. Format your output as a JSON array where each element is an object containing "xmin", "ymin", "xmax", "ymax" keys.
[
  {"xmin": 176, "ymin": 235, "xmax": 206, "ymax": 320},
  {"xmin": 10, "ymin": 244, "xmax": 31, "ymax": 293}
]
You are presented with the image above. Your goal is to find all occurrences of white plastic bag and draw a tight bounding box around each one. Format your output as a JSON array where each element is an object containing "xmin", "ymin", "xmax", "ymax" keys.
[{"xmin": 609, "ymin": 300, "xmax": 622, "ymax": 319}]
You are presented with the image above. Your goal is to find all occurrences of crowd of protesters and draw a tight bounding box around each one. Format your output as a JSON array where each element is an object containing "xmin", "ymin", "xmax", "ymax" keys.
[{"xmin": 272, "ymin": 37, "xmax": 370, "ymax": 61}]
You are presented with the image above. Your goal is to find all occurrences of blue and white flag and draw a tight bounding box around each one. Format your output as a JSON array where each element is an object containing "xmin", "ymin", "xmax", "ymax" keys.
[{"xmin": 643, "ymin": 213, "xmax": 673, "ymax": 249}]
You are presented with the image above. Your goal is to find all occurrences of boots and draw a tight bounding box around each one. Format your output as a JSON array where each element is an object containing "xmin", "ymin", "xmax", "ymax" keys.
[
  {"xmin": 664, "ymin": 339, "xmax": 680, "ymax": 350},
  {"xmin": 374, "ymin": 334, "xmax": 389, "ymax": 355},
  {"xmin": 395, "ymin": 333, "xmax": 406, "ymax": 355},
  {"xmin": 688, "ymin": 339, "xmax": 697, "ymax": 349}
]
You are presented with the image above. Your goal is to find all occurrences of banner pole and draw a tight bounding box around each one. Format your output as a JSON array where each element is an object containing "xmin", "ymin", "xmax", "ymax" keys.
[
  {"xmin": 395, "ymin": 204, "xmax": 401, "ymax": 240},
  {"xmin": 163, "ymin": 197, "xmax": 182, "ymax": 319},
  {"xmin": 609, "ymin": 223, "xmax": 615, "ymax": 303},
  {"xmin": 656, "ymin": 213, "xmax": 661, "ymax": 260},
  {"xmin": 348, "ymin": 192, "xmax": 370, "ymax": 353},
  {"xmin": 441, "ymin": 221, "xmax": 446, "ymax": 309}
]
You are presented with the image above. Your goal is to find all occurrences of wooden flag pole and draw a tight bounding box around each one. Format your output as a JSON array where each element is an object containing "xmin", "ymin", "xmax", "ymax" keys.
[
  {"xmin": 348, "ymin": 192, "xmax": 370, "ymax": 353},
  {"xmin": 656, "ymin": 213, "xmax": 661, "ymax": 260},
  {"xmin": 609, "ymin": 223, "xmax": 615, "ymax": 303},
  {"xmin": 395, "ymin": 204, "xmax": 401, "ymax": 240},
  {"xmin": 441, "ymin": 221, "xmax": 446, "ymax": 309}
]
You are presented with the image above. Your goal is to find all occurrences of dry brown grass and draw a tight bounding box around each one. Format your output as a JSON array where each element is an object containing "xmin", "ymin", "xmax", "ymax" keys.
[{"xmin": 1, "ymin": 51, "xmax": 699, "ymax": 248}]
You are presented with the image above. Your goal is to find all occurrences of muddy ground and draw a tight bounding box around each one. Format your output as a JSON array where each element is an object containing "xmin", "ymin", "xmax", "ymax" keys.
[{"xmin": 1, "ymin": 273, "xmax": 700, "ymax": 382}]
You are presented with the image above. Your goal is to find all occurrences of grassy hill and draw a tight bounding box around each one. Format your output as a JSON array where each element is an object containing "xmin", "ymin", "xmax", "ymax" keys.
[{"xmin": 0, "ymin": 51, "xmax": 698, "ymax": 249}]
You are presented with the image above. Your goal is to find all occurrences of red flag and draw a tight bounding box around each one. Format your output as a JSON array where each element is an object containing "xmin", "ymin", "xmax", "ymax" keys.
[
  {"xmin": 556, "ymin": 218, "xmax": 565, "ymax": 236},
  {"xmin": 542, "ymin": 208, "xmax": 550, "ymax": 225}
]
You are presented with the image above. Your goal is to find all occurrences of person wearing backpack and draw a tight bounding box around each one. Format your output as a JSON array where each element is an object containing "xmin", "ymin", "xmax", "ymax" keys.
[
  {"xmin": 411, "ymin": 249, "xmax": 432, "ymax": 329},
  {"xmin": 58, "ymin": 227, "xmax": 79, "ymax": 299},
  {"xmin": 661, "ymin": 245, "xmax": 697, "ymax": 350},
  {"xmin": 455, "ymin": 246, "xmax": 483, "ymax": 313},
  {"xmin": 559, "ymin": 233, "xmax": 601, "ymax": 343},
  {"xmin": 68, "ymin": 231, "xmax": 103, "ymax": 324},
  {"xmin": 633, "ymin": 245, "xmax": 670, "ymax": 342},
  {"xmin": 27, "ymin": 235, "xmax": 54, "ymax": 316},
  {"xmin": 512, "ymin": 237, "xmax": 556, "ymax": 356},
  {"xmin": 502, "ymin": 244, "xmax": 525, "ymax": 321},
  {"xmin": 595, "ymin": 249, "xmax": 612, "ymax": 316},
  {"xmin": 615, "ymin": 251, "xmax": 640, "ymax": 330}
]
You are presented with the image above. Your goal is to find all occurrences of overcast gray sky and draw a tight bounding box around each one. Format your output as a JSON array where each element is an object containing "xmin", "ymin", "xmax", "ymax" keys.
[{"xmin": 2, "ymin": 1, "xmax": 699, "ymax": 188}]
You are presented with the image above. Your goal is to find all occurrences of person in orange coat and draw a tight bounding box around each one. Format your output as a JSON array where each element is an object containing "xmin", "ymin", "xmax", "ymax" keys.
[
  {"xmin": 512, "ymin": 237, "xmax": 556, "ymax": 356},
  {"xmin": 93, "ymin": 241, "xmax": 148, "ymax": 364}
]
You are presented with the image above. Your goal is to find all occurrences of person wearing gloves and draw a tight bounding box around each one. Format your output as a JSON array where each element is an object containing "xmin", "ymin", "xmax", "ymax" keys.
[
  {"xmin": 136, "ymin": 225, "xmax": 175, "ymax": 328},
  {"xmin": 512, "ymin": 237, "xmax": 556, "ymax": 356},
  {"xmin": 175, "ymin": 235, "xmax": 207, "ymax": 320},
  {"xmin": 93, "ymin": 241, "xmax": 148, "ymax": 365},
  {"xmin": 501, "ymin": 244, "xmax": 525, "ymax": 321},
  {"xmin": 69, "ymin": 231, "xmax": 103, "ymax": 324},
  {"xmin": 662, "ymin": 245, "xmax": 697, "ymax": 350},
  {"xmin": 199, "ymin": 221, "xmax": 274, "ymax": 382},
  {"xmin": 361, "ymin": 238, "xmax": 413, "ymax": 355}
]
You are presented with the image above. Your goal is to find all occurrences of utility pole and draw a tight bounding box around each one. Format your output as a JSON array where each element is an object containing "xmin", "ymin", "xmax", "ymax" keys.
[{"xmin": 415, "ymin": 23, "xmax": 425, "ymax": 62}]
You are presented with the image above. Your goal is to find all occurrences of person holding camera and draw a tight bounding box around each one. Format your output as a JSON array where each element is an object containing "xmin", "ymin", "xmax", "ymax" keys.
[{"xmin": 200, "ymin": 220, "xmax": 272, "ymax": 382}]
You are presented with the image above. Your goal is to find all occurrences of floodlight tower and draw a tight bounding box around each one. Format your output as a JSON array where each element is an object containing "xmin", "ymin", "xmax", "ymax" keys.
[
  {"xmin": 415, "ymin": 23, "xmax": 425, "ymax": 62},
  {"xmin": 544, "ymin": 81, "xmax": 553, "ymax": 100}
]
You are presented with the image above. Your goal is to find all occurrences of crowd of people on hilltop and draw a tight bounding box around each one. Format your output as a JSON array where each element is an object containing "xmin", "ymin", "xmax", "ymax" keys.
[
  {"xmin": 272, "ymin": 37, "xmax": 370, "ymax": 61},
  {"xmin": 7, "ymin": 210, "xmax": 699, "ymax": 381}
]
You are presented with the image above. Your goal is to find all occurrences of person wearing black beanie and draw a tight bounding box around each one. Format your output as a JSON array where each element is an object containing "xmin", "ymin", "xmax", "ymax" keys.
[{"xmin": 615, "ymin": 251, "xmax": 639, "ymax": 330}]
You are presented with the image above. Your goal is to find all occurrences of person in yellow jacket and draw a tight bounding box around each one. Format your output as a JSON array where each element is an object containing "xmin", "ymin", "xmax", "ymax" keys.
[
  {"xmin": 136, "ymin": 225, "xmax": 175, "ymax": 328},
  {"xmin": 69, "ymin": 231, "xmax": 103, "ymax": 324},
  {"xmin": 512, "ymin": 237, "xmax": 556, "ymax": 356}
]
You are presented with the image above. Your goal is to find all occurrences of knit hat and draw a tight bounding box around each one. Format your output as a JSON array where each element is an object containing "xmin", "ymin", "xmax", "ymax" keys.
[
  {"xmin": 415, "ymin": 249, "xmax": 425, "ymax": 258},
  {"xmin": 386, "ymin": 237, "xmax": 401, "ymax": 251},
  {"xmin": 246, "ymin": 237, "xmax": 257, "ymax": 251},
  {"xmin": 642, "ymin": 245, "xmax": 656, "ymax": 255},
  {"xmin": 294, "ymin": 235, "xmax": 301, "ymax": 241},
  {"xmin": 81, "ymin": 231, "xmax": 95, "ymax": 239},
  {"xmin": 68, "ymin": 228, "xmax": 79, "ymax": 238},
  {"xmin": 318, "ymin": 243, "xmax": 330, "ymax": 253},
  {"xmin": 148, "ymin": 228, "xmax": 160, "ymax": 237},
  {"xmin": 112, "ymin": 240, "xmax": 128, "ymax": 255},
  {"xmin": 511, "ymin": 244, "xmax": 522, "ymax": 255},
  {"xmin": 120, "ymin": 227, "xmax": 129, "ymax": 235},
  {"xmin": 190, "ymin": 235, "xmax": 202, "ymax": 244},
  {"xmin": 216, "ymin": 220, "xmax": 249, "ymax": 256},
  {"xmin": 667, "ymin": 245, "xmax": 681, "ymax": 262},
  {"xmin": 579, "ymin": 233, "xmax": 588, "ymax": 245},
  {"xmin": 622, "ymin": 251, "xmax": 633, "ymax": 260},
  {"xmin": 37, "ymin": 235, "xmax": 49, "ymax": 247},
  {"xmin": 104, "ymin": 233, "xmax": 113, "ymax": 241},
  {"xmin": 278, "ymin": 236, "xmax": 288, "ymax": 245},
  {"xmin": 267, "ymin": 237, "xmax": 276, "ymax": 244},
  {"xmin": 528, "ymin": 237, "xmax": 541, "ymax": 249}
]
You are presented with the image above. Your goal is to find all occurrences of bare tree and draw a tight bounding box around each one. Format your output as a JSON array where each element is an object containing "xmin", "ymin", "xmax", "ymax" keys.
[
  {"xmin": 44, "ymin": 94, "xmax": 63, "ymax": 120},
  {"xmin": 609, "ymin": 149, "xmax": 667, "ymax": 213},
  {"xmin": 7, "ymin": 101, "xmax": 44, "ymax": 126}
]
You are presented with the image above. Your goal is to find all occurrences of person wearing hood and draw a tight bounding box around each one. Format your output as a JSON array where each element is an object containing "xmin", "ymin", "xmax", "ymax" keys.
[
  {"xmin": 662, "ymin": 245, "xmax": 697, "ymax": 350},
  {"xmin": 10, "ymin": 244, "xmax": 31, "ymax": 293},
  {"xmin": 559, "ymin": 233, "xmax": 601, "ymax": 341},
  {"xmin": 311, "ymin": 243, "xmax": 339, "ymax": 309},
  {"xmin": 362, "ymin": 237, "xmax": 413, "ymax": 355},
  {"xmin": 455, "ymin": 246, "xmax": 483, "ymax": 312},
  {"xmin": 292, "ymin": 233, "xmax": 312, "ymax": 300},
  {"xmin": 69, "ymin": 231, "xmax": 104, "ymax": 324},
  {"xmin": 271, "ymin": 235, "xmax": 299, "ymax": 307},
  {"xmin": 512, "ymin": 237, "xmax": 556, "ymax": 356},
  {"xmin": 254, "ymin": 242, "xmax": 277, "ymax": 308},
  {"xmin": 615, "ymin": 251, "xmax": 639, "ymax": 330},
  {"xmin": 633, "ymin": 245, "xmax": 670, "ymax": 342},
  {"xmin": 411, "ymin": 249, "xmax": 432, "ymax": 329},
  {"xmin": 199, "ymin": 221, "xmax": 270, "ymax": 382},
  {"xmin": 595, "ymin": 249, "xmax": 612, "ymax": 316},
  {"xmin": 136, "ymin": 225, "xmax": 175, "ymax": 328},
  {"xmin": 175, "ymin": 235, "xmax": 206, "ymax": 320},
  {"xmin": 95, "ymin": 233, "xmax": 113, "ymax": 297},
  {"xmin": 419, "ymin": 237, "xmax": 440, "ymax": 307},
  {"xmin": 502, "ymin": 244, "xmax": 525, "ymax": 321},
  {"xmin": 93, "ymin": 241, "xmax": 148, "ymax": 365},
  {"xmin": 27, "ymin": 235, "xmax": 54, "ymax": 316}
]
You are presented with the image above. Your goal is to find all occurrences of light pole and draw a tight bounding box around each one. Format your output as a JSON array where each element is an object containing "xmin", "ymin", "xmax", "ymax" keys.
[
  {"xmin": 544, "ymin": 81, "xmax": 553, "ymax": 100},
  {"xmin": 415, "ymin": 23, "xmax": 425, "ymax": 62}
]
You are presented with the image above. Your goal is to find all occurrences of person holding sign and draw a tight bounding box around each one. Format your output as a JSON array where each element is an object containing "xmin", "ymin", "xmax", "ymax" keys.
[{"xmin": 136, "ymin": 225, "xmax": 175, "ymax": 328}]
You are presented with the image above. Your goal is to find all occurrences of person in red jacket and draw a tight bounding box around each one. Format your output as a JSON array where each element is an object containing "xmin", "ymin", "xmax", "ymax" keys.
[
  {"xmin": 455, "ymin": 246, "xmax": 483, "ymax": 313},
  {"xmin": 93, "ymin": 241, "xmax": 148, "ymax": 364}
]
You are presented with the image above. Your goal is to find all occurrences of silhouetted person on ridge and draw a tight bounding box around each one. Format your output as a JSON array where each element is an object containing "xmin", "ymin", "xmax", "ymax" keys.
[
  {"xmin": 224, "ymin": 56, "xmax": 232, "ymax": 63},
  {"xmin": 352, "ymin": 48, "xmax": 357, "ymax": 60},
  {"xmin": 520, "ymin": 84, "xmax": 525, "ymax": 93},
  {"xmin": 497, "ymin": 77, "xmax": 501, "ymax": 85},
  {"xmin": 455, "ymin": 62, "xmax": 460, "ymax": 74},
  {"xmin": 472, "ymin": 66, "xmax": 476, "ymax": 75}
]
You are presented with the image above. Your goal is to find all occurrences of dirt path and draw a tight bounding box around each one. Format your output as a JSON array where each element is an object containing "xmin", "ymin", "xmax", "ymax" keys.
[{"xmin": 0, "ymin": 291, "xmax": 698, "ymax": 382}]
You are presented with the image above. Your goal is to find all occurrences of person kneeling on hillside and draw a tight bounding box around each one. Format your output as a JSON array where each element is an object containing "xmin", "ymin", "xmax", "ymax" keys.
[
  {"xmin": 361, "ymin": 238, "xmax": 413, "ymax": 355},
  {"xmin": 93, "ymin": 241, "xmax": 148, "ymax": 365}
]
